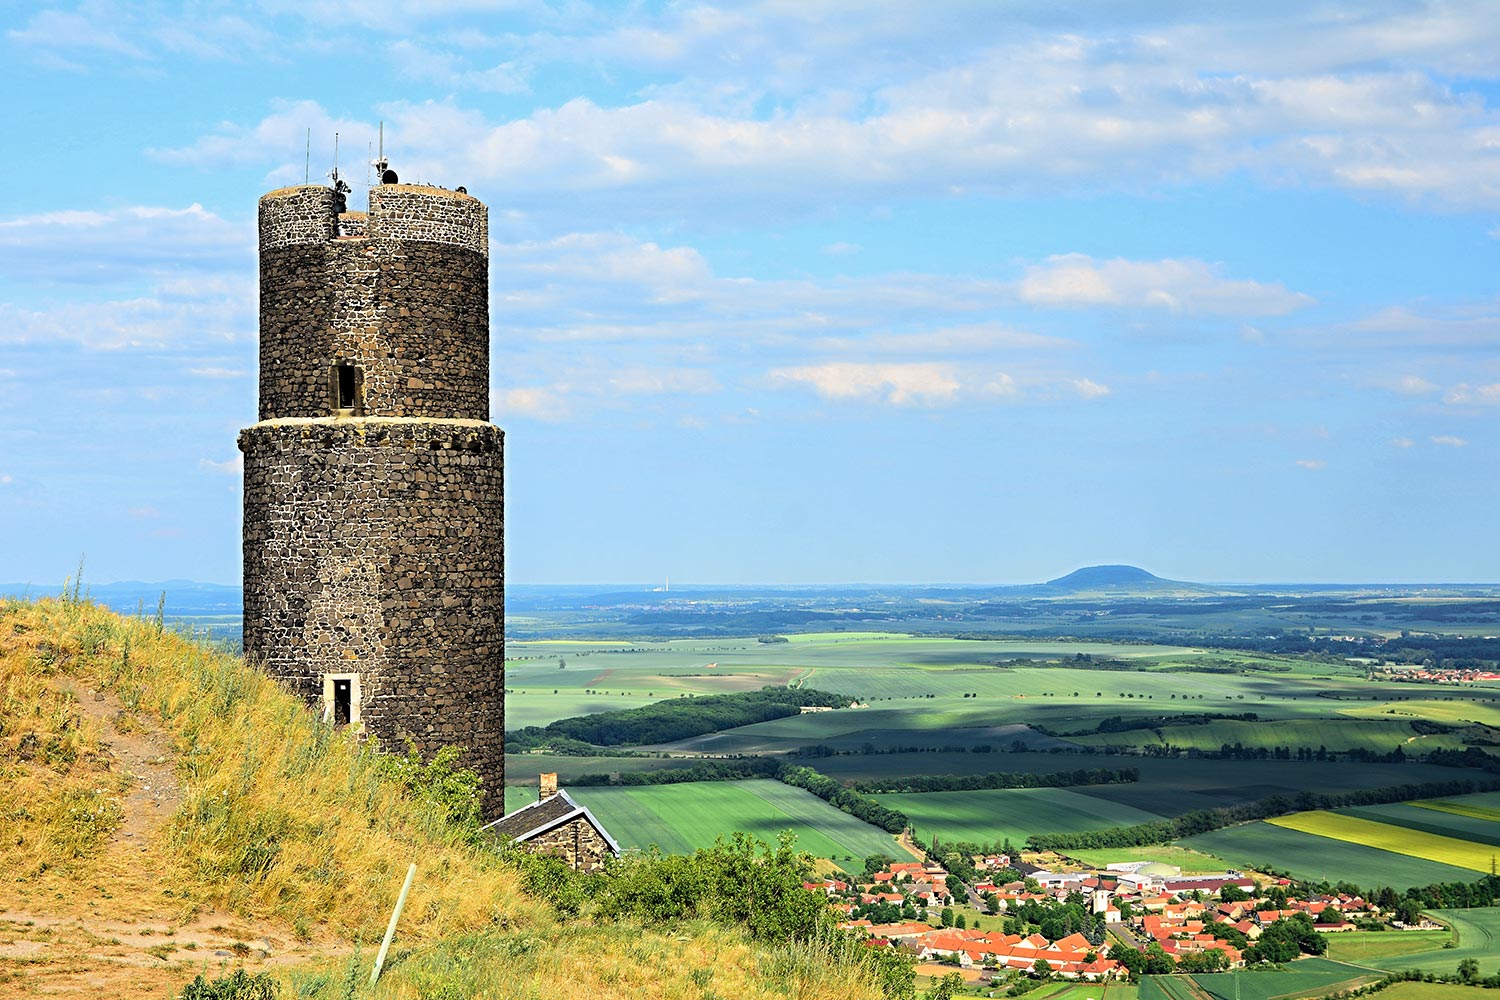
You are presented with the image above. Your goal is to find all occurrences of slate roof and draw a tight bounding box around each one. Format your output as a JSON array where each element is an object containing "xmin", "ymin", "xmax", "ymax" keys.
[{"xmin": 481, "ymin": 789, "xmax": 621, "ymax": 854}]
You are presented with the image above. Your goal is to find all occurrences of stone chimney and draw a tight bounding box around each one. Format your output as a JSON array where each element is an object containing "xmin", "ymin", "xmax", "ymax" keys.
[{"xmin": 539, "ymin": 772, "xmax": 558, "ymax": 800}]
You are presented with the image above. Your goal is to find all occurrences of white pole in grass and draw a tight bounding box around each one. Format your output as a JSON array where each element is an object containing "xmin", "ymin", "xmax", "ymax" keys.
[{"xmin": 371, "ymin": 863, "xmax": 417, "ymax": 986}]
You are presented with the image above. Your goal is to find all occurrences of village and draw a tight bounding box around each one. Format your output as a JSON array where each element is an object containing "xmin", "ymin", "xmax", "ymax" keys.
[{"xmin": 809, "ymin": 853, "xmax": 1431, "ymax": 989}]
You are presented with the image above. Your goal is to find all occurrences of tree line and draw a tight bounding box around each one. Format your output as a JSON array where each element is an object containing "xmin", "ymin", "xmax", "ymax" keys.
[
  {"xmin": 513, "ymin": 686, "xmax": 853, "ymax": 748},
  {"xmin": 850, "ymin": 766, "xmax": 1139, "ymax": 795},
  {"xmin": 777, "ymin": 764, "xmax": 909, "ymax": 833}
]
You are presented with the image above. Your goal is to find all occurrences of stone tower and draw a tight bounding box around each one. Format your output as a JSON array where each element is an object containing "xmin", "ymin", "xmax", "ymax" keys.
[{"xmin": 239, "ymin": 177, "xmax": 505, "ymax": 820}]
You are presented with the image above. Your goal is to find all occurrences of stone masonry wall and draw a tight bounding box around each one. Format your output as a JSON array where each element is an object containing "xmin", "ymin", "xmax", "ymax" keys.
[
  {"xmin": 240, "ymin": 417, "xmax": 505, "ymax": 818},
  {"xmin": 524, "ymin": 818, "xmax": 614, "ymax": 873},
  {"xmin": 258, "ymin": 184, "xmax": 489, "ymax": 422},
  {"xmin": 368, "ymin": 185, "xmax": 488, "ymax": 255},
  {"xmin": 260, "ymin": 186, "xmax": 339, "ymax": 248}
]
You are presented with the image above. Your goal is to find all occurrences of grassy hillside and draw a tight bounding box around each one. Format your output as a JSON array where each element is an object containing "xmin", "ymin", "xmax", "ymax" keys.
[{"xmin": 0, "ymin": 596, "xmax": 890, "ymax": 1000}]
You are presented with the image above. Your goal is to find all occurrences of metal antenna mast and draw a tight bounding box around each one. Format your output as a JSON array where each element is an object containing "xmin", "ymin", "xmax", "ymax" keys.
[
  {"xmin": 372, "ymin": 121, "xmax": 392, "ymax": 185},
  {"xmin": 305, "ymin": 129, "xmax": 310, "ymax": 184}
]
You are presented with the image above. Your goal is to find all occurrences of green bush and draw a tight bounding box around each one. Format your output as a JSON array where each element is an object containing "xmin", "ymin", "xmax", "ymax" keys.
[{"xmin": 178, "ymin": 968, "xmax": 281, "ymax": 1000}]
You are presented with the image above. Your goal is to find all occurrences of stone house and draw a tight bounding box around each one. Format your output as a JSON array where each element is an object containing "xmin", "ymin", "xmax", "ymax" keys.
[{"xmin": 484, "ymin": 773, "xmax": 620, "ymax": 873}]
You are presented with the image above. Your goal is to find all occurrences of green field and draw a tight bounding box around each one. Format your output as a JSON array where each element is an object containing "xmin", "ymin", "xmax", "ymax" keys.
[
  {"xmin": 1140, "ymin": 958, "xmax": 1378, "ymax": 1000},
  {"xmin": 1071, "ymin": 718, "xmax": 1470, "ymax": 753},
  {"xmin": 1353, "ymin": 908, "xmax": 1500, "ymax": 975},
  {"xmin": 1412, "ymin": 791, "xmax": 1500, "ymax": 822},
  {"xmin": 1181, "ymin": 822, "xmax": 1479, "ymax": 888},
  {"xmin": 503, "ymin": 633, "xmax": 1488, "ymax": 736},
  {"xmin": 1339, "ymin": 803, "xmax": 1500, "ymax": 848},
  {"xmin": 818, "ymin": 754, "xmax": 1474, "ymax": 818},
  {"xmin": 503, "ymin": 784, "xmax": 538, "ymax": 814},
  {"xmin": 1325, "ymin": 929, "xmax": 1451, "ymax": 964},
  {"xmin": 875, "ymin": 786, "xmax": 1164, "ymax": 845},
  {"xmin": 1030, "ymin": 984, "xmax": 1139, "ymax": 1000},
  {"xmin": 1374, "ymin": 985, "xmax": 1500, "ymax": 1000},
  {"xmin": 566, "ymin": 779, "xmax": 900, "ymax": 869},
  {"xmin": 1268, "ymin": 811, "xmax": 1500, "ymax": 873},
  {"xmin": 1060, "ymin": 845, "xmax": 1232, "ymax": 874}
]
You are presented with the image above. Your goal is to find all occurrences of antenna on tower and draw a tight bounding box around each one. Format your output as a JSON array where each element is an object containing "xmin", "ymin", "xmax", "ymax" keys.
[
  {"xmin": 372, "ymin": 120, "xmax": 396, "ymax": 185},
  {"xmin": 305, "ymin": 129, "xmax": 310, "ymax": 184},
  {"xmin": 327, "ymin": 132, "xmax": 350, "ymax": 211}
]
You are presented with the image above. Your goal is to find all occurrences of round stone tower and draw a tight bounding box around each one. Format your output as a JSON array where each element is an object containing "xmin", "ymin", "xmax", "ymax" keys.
[{"xmin": 239, "ymin": 179, "xmax": 504, "ymax": 820}]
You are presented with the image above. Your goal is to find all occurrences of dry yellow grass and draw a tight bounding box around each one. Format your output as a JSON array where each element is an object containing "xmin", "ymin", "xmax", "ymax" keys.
[{"xmin": 0, "ymin": 596, "xmax": 888, "ymax": 1000}]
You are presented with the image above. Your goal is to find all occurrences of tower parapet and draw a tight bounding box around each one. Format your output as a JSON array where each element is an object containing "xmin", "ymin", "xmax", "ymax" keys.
[{"xmin": 241, "ymin": 176, "xmax": 505, "ymax": 820}]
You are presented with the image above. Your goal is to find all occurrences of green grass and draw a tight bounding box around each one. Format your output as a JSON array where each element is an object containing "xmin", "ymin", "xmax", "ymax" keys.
[
  {"xmin": 1180, "ymin": 823, "xmax": 1479, "ymax": 888},
  {"xmin": 875, "ymin": 787, "xmax": 1165, "ymax": 845},
  {"xmin": 1373, "ymin": 985, "xmax": 1500, "ymax": 1000},
  {"xmin": 567, "ymin": 780, "xmax": 899, "ymax": 870},
  {"xmin": 1338, "ymin": 700, "xmax": 1500, "ymax": 727},
  {"xmin": 1325, "ymin": 929, "xmax": 1451, "ymax": 964},
  {"xmin": 1070, "ymin": 718, "xmax": 1468, "ymax": 753},
  {"xmin": 1352, "ymin": 908, "xmax": 1500, "ymax": 974},
  {"xmin": 1181, "ymin": 958, "xmax": 1380, "ymax": 1000},
  {"xmin": 1030, "ymin": 984, "xmax": 1139, "ymax": 1000},
  {"xmin": 503, "ymin": 785, "xmax": 538, "ymax": 814}
]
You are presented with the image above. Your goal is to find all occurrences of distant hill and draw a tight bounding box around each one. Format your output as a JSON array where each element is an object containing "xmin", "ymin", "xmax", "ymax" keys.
[{"xmin": 1045, "ymin": 565, "xmax": 1164, "ymax": 590}]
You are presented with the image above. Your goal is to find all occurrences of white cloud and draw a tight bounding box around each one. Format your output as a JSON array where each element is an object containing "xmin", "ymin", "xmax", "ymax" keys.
[
  {"xmin": 0, "ymin": 204, "xmax": 250, "ymax": 284},
  {"xmin": 815, "ymin": 323, "xmax": 1071, "ymax": 357},
  {"xmin": 1017, "ymin": 255, "xmax": 1312, "ymax": 316},
  {"xmin": 188, "ymin": 367, "xmax": 250, "ymax": 379},
  {"xmin": 608, "ymin": 368, "xmax": 719, "ymax": 395},
  {"xmin": 983, "ymin": 374, "xmax": 1018, "ymax": 397},
  {"xmin": 1430, "ymin": 435, "xmax": 1468, "ymax": 447},
  {"xmin": 388, "ymin": 40, "xmax": 530, "ymax": 93},
  {"xmin": 1319, "ymin": 303, "xmax": 1500, "ymax": 348},
  {"xmin": 149, "ymin": 3, "xmax": 1500, "ymax": 215},
  {"xmin": 769, "ymin": 362, "xmax": 960, "ymax": 406},
  {"xmin": 0, "ymin": 289, "xmax": 253, "ymax": 350},
  {"xmin": 8, "ymin": 7, "xmax": 149, "ymax": 59},
  {"xmin": 1442, "ymin": 383, "xmax": 1500, "ymax": 406},
  {"xmin": 198, "ymin": 455, "xmax": 244, "ymax": 475},
  {"xmin": 0, "ymin": 474, "xmax": 13, "ymax": 485},
  {"xmin": 494, "ymin": 386, "xmax": 570, "ymax": 421},
  {"xmin": 1395, "ymin": 375, "xmax": 1441, "ymax": 395},
  {"xmin": 1296, "ymin": 459, "xmax": 1328, "ymax": 470},
  {"xmin": 1390, "ymin": 437, "xmax": 1415, "ymax": 448},
  {"xmin": 1072, "ymin": 378, "xmax": 1112, "ymax": 399}
]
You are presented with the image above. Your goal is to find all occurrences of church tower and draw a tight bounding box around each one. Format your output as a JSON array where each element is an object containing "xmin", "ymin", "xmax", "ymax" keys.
[{"xmin": 239, "ymin": 171, "xmax": 505, "ymax": 819}]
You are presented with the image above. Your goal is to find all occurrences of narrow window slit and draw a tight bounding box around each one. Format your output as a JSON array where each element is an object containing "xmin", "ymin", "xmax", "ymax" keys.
[{"xmin": 335, "ymin": 363, "xmax": 360, "ymax": 410}]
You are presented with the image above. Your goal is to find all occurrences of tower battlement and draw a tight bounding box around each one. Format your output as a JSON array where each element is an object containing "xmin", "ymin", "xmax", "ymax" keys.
[
  {"xmin": 259, "ymin": 183, "xmax": 488, "ymax": 255},
  {"xmin": 242, "ymin": 176, "xmax": 505, "ymax": 820},
  {"xmin": 256, "ymin": 183, "xmax": 490, "ymax": 422}
]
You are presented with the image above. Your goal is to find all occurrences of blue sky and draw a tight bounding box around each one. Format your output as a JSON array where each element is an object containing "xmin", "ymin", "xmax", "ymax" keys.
[{"xmin": 1, "ymin": 1, "xmax": 1498, "ymax": 586}]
